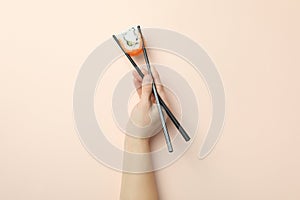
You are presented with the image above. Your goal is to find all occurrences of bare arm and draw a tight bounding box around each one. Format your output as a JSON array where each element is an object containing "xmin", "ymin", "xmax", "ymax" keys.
[
  {"xmin": 120, "ymin": 67, "xmax": 167, "ymax": 200},
  {"xmin": 120, "ymin": 137, "xmax": 158, "ymax": 200}
]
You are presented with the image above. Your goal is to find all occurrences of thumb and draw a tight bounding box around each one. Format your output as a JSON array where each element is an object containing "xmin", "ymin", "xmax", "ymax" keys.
[{"xmin": 140, "ymin": 74, "xmax": 153, "ymax": 106}]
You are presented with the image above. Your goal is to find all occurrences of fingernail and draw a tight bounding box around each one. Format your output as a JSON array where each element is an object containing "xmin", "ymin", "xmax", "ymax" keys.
[
  {"xmin": 142, "ymin": 66, "xmax": 147, "ymax": 70},
  {"xmin": 142, "ymin": 74, "xmax": 152, "ymax": 85}
]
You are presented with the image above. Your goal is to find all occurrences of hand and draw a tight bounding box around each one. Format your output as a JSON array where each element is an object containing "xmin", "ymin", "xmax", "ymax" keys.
[{"xmin": 125, "ymin": 66, "xmax": 168, "ymax": 139}]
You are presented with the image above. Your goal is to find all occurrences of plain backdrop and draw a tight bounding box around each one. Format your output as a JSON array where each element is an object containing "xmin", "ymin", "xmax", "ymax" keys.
[{"xmin": 1, "ymin": 0, "xmax": 300, "ymax": 199}]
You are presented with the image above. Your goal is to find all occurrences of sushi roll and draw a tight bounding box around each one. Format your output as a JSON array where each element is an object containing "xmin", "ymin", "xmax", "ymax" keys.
[{"xmin": 116, "ymin": 26, "xmax": 143, "ymax": 56}]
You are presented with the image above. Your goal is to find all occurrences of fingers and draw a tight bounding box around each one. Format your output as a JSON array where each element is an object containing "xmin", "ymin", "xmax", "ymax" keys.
[
  {"xmin": 132, "ymin": 66, "xmax": 160, "ymax": 86},
  {"xmin": 150, "ymin": 66, "xmax": 165, "ymax": 94},
  {"xmin": 151, "ymin": 65, "xmax": 161, "ymax": 83},
  {"xmin": 140, "ymin": 74, "xmax": 153, "ymax": 108},
  {"xmin": 132, "ymin": 65, "xmax": 166, "ymax": 105},
  {"xmin": 133, "ymin": 76, "xmax": 142, "ymax": 97},
  {"xmin": 132, "ymin": 70, "xmax": 142, "ymax": 82},
  {"xmin": 132, "ymin": 69, "xmax": 148, "ymax": 97},
  {"xmin": 150, "ymin": 66, "xmax": 169, "ymax": 107}
]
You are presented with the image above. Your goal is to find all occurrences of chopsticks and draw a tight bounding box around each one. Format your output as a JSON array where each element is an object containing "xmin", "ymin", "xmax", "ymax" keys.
[
  {"xmin": 137, "ymin": 26, "xmax": 173, "ymax": 152},
  {"xmin": 112, "ymin": 25, "xmax": 190, "ymax": 152}
]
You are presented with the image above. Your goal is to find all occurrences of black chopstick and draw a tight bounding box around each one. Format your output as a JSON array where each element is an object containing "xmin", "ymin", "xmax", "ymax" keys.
[
  {"xmin": 112, "ymin": 29, "xmax": 190, "ymax": 142},
  {"xmin": 137, "ymin": 25, "xmax": 173, "ymax": 152},
  {"xmin": 112, "ymin": 35, "xmax": 144, "ymax": 78}
]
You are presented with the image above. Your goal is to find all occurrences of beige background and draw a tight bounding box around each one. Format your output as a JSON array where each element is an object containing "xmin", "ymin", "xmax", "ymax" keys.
[{"xmin": 1, "ymin": 0, "xmax": 300, "ymax": 199}]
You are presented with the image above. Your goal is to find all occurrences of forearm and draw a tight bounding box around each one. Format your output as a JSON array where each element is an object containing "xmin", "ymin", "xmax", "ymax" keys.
[{"xmin": 120, "ymin": 136, "xmax": 158, "ymax": 200}]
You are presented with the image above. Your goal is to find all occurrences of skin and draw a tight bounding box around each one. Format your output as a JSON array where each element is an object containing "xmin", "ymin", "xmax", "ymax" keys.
[{"xmin": 120, "ymin": 67, "xmax": 169, "ymax": 200}]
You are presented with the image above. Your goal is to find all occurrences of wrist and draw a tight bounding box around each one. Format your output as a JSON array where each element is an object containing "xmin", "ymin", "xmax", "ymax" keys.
[{"xmin": 124, "ymin": 136, "xmax": 150, "ymax": 153}]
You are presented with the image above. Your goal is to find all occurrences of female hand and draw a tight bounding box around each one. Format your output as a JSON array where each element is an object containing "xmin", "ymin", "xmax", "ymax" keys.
[{"xmin": 125, "ymin": 66, "xmax": 168, "ymax": 139}]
